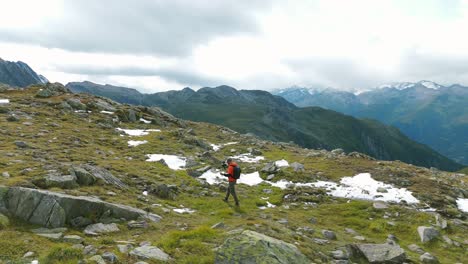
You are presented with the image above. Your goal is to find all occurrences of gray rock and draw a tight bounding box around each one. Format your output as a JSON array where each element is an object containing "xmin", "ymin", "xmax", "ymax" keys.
[
  {"xmin": 63, "ymin": 235, "xmax": 83, "ymax": 244},
  {"xmin": 70, "ymin": 166, "xmax": 97, "ymax": 186},
  {"xmin": 23, "ymin": 251, "xmax": 35, "ymax": 258},
  {"xmin": 331, "ymin": 148, "xmax": 344, "ymax": 155},
  {"xmin": 330, "ymin": 250, "xmax": 348, "ymax": 260},
  {"xmin": 347, "ymin": 243, "xmax": 406, "ymax": 263},
  {"xmin": 420, "ymin": 252, "xmax": 439, "ymax": 264},
  {"xmin": 373, "ymin": 202, "xmax": 388, "ymax": 209},
  {"xmin": 322, "ymin": 230, "xmax": 337, "ymax": 240},
  {"xmin": 211, "ymin": 222, "xmax": 225, "ymax": 229},
  {"xmin": 418, "ymin": 226, "xmax": 440, "ymax": 243},
  {"xmin": 263, "ymin": 188, "xmax": 273, "ymax": 194},
  {"xmin": 128, "ymin": 109, "xmax": 137, "ymax": 122},
  {"xmin": 290, "ymin": 162, "xmax": 305, "ymax": 172},
  {"xmin": 353, "ymin": 236, "xmax": 366, "ymax": 241},
  {"xmin": 1, "ymin": 185, "xmax": 160, "ymax": 228},
  {"xmin": 36, "ymin": 232, "xmax": 63, "ymax": 241},
  {"xmin": 80, "ymin": 164, "xmax": 127, "ymax": 189},
  {"xmin": 130, "ymin": 246, "xmax": 171, "ymax": 262},
  {"xmin": 84, "ymin": 223, "xmax": 120, "ymax": 236},
  {"xmin": 266, "ymin": 174, "xmax": 275, "ymax": 180},
  {"xmin": 66, "ymin": 98, "xmax": 87, "ymax": 110},
  {"xmin": 277, "ymin": 218, "xmax": 289, "ymax": 225},
  {"xmin": 70, "ymin": 216, "xmax": 93, "ymax": 228},
  {"xmin": 149, "ymin": 183, "xmax": 178, "ymax": 200},
  {"xmin": 344, "ymin": 228, "xmax": 358, "ymax": 235},
  {"xmin": 14, "ymin": 141, "xmax": 30, "ymax": 148},
  {"xmin": 83, "ymin": 245, "xmax": 97, "ymax": 255},
  {"xmin": 215, "ymin": 230, "xmax": 310, "ymax": 264},
  {"xmin": 40, "ymin": 174, "xmax": 79, "ymax": 189},
  {"xmin": 128, "ymin": 220, "xmax": 148, "ymax": 229},
  {"xmin": 407, "ymin": 244, "xmax": 425, "ymax": 254},
  {"xmin": 88, "ymin": 255, "xmax": 106, "ymax": 264},
  {"xmin": 376, "ymin": 187, "xmax": 388, "ymax": 193},
  {"xmin": 2, "ymin": 172, "xmax": 10, "ymax": 178},
  {"xmin": 435, "ymin": 214, "xmax": 447, "ymax": 229},
  {"xmin": 261, "ymin": 162, "xmax": 278, "ymax": 174},
  {"xmin": 117, "ymin": 244, "xmax": 133, "ymax": 254},
  {"xmin": 102, "ymin": 252, "xmax": 119, "ymax": 263}
]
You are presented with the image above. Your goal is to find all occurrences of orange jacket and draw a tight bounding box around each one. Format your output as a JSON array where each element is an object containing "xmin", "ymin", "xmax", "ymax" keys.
[{"xmin": 226, "ymin": 162, "xmax": 238, "ymax": 182}]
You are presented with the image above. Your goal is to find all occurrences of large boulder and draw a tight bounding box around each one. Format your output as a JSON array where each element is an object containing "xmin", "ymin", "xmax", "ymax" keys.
[
  {"xmin": 261, "ymin": 162, "xmax": 278, "ymax": 174},
  {"xmin": 0, "ymin": 186, "xmax": 161, "ymax": 228},
  {"xmin": 78, "ymin": 164, "xmax": 127, "ymax": 189},
  {"xmin": 347, "ymin": 243, "xmax": 407, "ymax": 263},
  {"xmin": 35, "ymin": 83, "xmax": 70, "ymax": 98},
  {"xmin": 84, "ymin": 223, "xmax": 120, "ymax": 236},
  {"xmin": 130, "ymin": 246, "xmax": 171, "ymax": 262},
  {"xmin": 33, "ymin": 174, "xmax": 79, "ymax": 189},
  {"xmin": 215, "ymin": 230, "xmax": 310, "ymax": 264},
  {"xmin": 70, "ymin": 166, "xmax": 97, "ymax": 186},
  {"xmin": 417, "ymin": 226, "xmax": 440, "ymax": 243}
]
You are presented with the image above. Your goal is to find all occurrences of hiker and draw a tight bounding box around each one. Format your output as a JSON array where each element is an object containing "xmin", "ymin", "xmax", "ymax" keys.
[{"xmin": 222, "ymin": 158, "xmax": 240, "ymax": 206}]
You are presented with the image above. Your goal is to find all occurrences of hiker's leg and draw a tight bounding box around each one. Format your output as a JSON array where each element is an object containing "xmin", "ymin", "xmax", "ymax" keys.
[
  {"xmin": 224, "ymin": 184, "xmax": 231, "ymax": 200},
  {"xmin": 230, "ymin": 182, "xmax": 239, "ymax": 205}
]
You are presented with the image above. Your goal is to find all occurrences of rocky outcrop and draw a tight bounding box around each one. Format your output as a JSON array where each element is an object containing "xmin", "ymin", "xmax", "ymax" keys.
[
  {"xmin": 35, "ymin": 83, "xmax": 70, "ymax": 98},
  {"xmin": 418, "ymin": 226, "xmax": 440, "ymax": 243},
  {"xmin": 0, "ymin": 185, "xmax": 161, "ymax": 228},
  {"xmin": 347, "ymin": 243, "xmax": 407, "ymax": 263},
  {"xmin": 215, "ymin": 230, "xmax": 310, "ymax": 264},
  {"xmin": 74, "ymin": 164, "xmax": 127, "ymax": 189},
  {"xmin": 130, "ymin": 246, "xmax": 171, "ymax": 262}
]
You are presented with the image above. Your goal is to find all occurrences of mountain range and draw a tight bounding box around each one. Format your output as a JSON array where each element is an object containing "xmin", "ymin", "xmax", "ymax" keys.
[
  {"xmin": 273, "ymin": 81, "xmax": 468, "ymax": 165},
  {"xmin": 0, "ymin": 58, "xmax": 48, "ymax": 87},
  {"xmin": 66, "ymin": 81, "xmax": 463, "ymax": 171}
]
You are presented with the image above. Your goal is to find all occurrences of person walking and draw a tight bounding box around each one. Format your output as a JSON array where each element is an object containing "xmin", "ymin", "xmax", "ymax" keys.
[{"xmin": 222, "ymin": 158, "xmax": 240, "ymax": 206}]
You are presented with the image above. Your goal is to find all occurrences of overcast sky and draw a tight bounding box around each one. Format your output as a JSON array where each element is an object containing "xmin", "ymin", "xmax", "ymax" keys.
[{"xmin": 1, "ymin": 0, "xmax": 468, "ymax": 92}]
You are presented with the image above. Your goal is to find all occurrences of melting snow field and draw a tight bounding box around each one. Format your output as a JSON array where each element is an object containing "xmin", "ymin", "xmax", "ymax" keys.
[
  {"xmin": 232, "ymin": 153, "xmax": 265, "ymax": 163},
  {"xmin": 140, "ymin": 118, "xmax": 151, "ymax": 124},
  {"xmin": 199, "ymin": 170, "xmax": 419, "ymax": 204},
  {"xmin": 100, "ymin": 111, "xmax": 114, "ymax": 114},
  {"xmin": 456, "ymin": 198, "xmax": 468, "ymax": 213},
  {"xmin": 128, "ymin": 140, "xmax": 148, "ymax": 147},
  {"xmin": 116, "ymin": 128, "xmax": 161, "ymax": 136},
  {"xmin": 210, "ymin": 142, "xmax": 238, "ymax": 151},
  {"xmin": 0, "ymin": 99, "xmax": 10, "ymax": 104},
  {"xmin": 146, "ymin": 154, "xmax": 186, "ymax": 170},
  {"xmin": 259, "ymin": 201, "xmax": 277, "ymax": 210}
]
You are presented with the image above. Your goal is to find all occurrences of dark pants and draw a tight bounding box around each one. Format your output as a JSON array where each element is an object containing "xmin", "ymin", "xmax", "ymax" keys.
[{"xmin": 225, "ymin": 181, "xmax": 239, "ymax": 204}]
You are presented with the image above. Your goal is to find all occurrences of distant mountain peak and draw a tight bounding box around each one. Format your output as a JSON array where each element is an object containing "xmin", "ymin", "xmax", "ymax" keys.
[
  {"xmin": 0, "ymin": 59, "xmax": 47, "ymax": 87},
  {"xmin": 377, "ymin": 80, "xmax": 444, "ymax": 91}
]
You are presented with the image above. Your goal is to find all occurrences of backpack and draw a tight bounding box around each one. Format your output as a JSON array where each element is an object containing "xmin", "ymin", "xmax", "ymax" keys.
[{"xmin": 233, "ymin": 165, "xmax": 241, "ymax": 179}]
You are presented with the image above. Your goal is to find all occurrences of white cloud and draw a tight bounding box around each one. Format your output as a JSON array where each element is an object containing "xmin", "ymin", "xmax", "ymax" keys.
[{"xmin": 2, "ymin": 0, "xmax": 468, "ymax": 91}]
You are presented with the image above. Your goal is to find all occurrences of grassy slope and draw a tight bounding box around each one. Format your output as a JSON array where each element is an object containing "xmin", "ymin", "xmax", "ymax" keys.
[{"xmin": 1, "ymin": 87, "xmax": 466, "ymax": 263}]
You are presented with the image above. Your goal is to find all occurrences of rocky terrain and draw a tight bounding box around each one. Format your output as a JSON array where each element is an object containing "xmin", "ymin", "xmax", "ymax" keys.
[{"xmin": 0, "ymin": 83, "xmax": 467, "ymax": 263}]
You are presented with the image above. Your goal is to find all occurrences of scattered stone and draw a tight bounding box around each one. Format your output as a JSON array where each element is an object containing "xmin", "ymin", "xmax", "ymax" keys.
[
  {"xmin": 331, "ymin": 148, "xmax": 344, "ymax": 155},
  {"xmin": 309, "ymin": 217, "xmax": 317, "ymax": 224},
  {"xmin": 435, "ymin": 214, "xmax": 447, "ymax": 229},
  {"xmin": 407, "ymin": 244, "xmax": 425, "ymax": 254},
  {"xmin": 140, "ymin": 241, "xmax": 152, "ymax": 247},
  {"xmin": 330, "ymin": 250, "xmax": 348, "ymax": 260},
  {"xmin": 417, "ymin": 226, "xmax": 440, "ymax": 243},
  {"xmin": 14, "ymin": 141, "xmax": 30, "ymax": 148},
  {"xmin": 88, "ymin": 255, "xmax": 106, "ymax": 264},
  {"xmin": 84, "ymin": 245, "xmax": 98, "ymax": 255},
  {"xmin": 70, "ymin": 216, "xmax": 93, "ymax": 228},
  {"xmin": 261, "ymin": 162, "xmax": 278, "ymax": 174},
  {"xmin": 23, "ymin": 251, "xmax": 35, "ymax": 258},
  {"xmin": 211, "ymin": 222, "xmax": 225, "ymax": 229},
  {"xmin": 347, "ymin": 243, "xmax": 406, "ymax": 263},
  {"xmin": 130, "ymin": 246, "xmax": 171, "ymax": 262},
  {"xmin": 2, "ymin": 172, "xmax": 10, "ymax": 178},
  {"xmin": 313, "ymin": 238, "xmax": 330, "ymax": 245},
  {"xmin": 70, "ymin": 166, "xmax": 97, "ymax": 186},
  {"xmin": 215, "ymin": 230, "xmax": 310, "ymax": 263},
  {"xmin": 420, "ymin": 252, "xmax": 439, "ymax": 264},
  {"xmin": 102, "ymin": 252, "xmax": 119, "ymax": 263},
  {"xmin": 7, "ymin": 115, "xmax": 19, "ymax": 122},
  {"xmin": 149, "ymin": 183, "xmax": 178, "ymax": 200},
  {"xmin": 36, "ymin": 174, "xmax": 79, "ymax": 189},
  {"xmin": 344, "ymin": 228, "xmax": 358, "ymax": 235},
  {"xmin": 353, "ymin": 236, "xmax": 366, "ymax": 241},
  {"xmin": 373, "ymin": 202, "xmax": 388, "ymax": 209},
  {"xmin": 128, "ymin": 220, "xmax": 148, "ymax": 229},
  {"xmin": 442, "ymin": 235, "xmax": 453, "ymax": 245},
  {"xmin": 263, "ymin": 188, "xmax": 273, "ymax": 194},
  {"xmin": 290, "ymin": 162, "xmax": 305, "ymax": 172},
  {"xmin": 63, "ymin": 235, "xmax": 83, "ymax": 244},
  {"xmin": 376, "ymin": 187, "xmax": 388, "ymax": 193},
  {"xmin": 84, "ymin": 223, "xmax": 120, "ymax": 236},
  {"xmin": 322, "ymin": 230, "xmax": 337, "ymax": 240},
  {"xmin": 117, "ymin": 244, "xmax": 133, "ymax": 254},
  {"xmin": 277, "ymin": 218, "xmax": 289, "ymax": 225},
  {"xmin": 266, "ymin": 174, "xmax": 275, "ymax": 180},
  {"xmin": 36, "ymin": 232, "xmax": 63, "ymax": 241}
]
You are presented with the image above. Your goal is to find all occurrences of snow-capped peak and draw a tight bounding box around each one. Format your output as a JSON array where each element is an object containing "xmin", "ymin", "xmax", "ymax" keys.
[{"xmin": 377, "ymin": 81, "xmax": 443, "ymax": 91}]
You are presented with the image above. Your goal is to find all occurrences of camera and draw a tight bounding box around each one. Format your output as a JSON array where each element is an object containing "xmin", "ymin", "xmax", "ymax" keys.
[{"xmin": 221, "ymin": 160, "xmax": 228, "ymax": 169}]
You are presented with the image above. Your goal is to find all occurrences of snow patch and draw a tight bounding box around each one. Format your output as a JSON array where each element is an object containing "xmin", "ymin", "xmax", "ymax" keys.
[
  {"xmin": 238, "ymin": 171, "xmax": 263, "ymax": 186},
  {"xmin": 128, "ymin": 140, "xmax": 148, "ymax": 147},
  {"xmin": 146, "ymin": 154, "xmax": 186, "ymax": 170},
  {"xmin": 210, "ymin": 142, "xmax": 238, "ymax": 151},
  {"xmin": 456, "ymin": 198, "xmax": 468, "ymax": 213},
  {"xmin": 173, "ymin": 208, "xmax": 196, "ymax": 214},
  {"xmin": 232, "ymin": 153, "xmax": 265, "ymax": 163},
  {"xmin": 275, "ymin": 159, "xmax": 289, "ymax": 167},
  {"xmin": 0, "ymin": 99, "xmax": 10, "ymax": 104},
  {"xmin": 100, "ymin": 110, "xmax": 114, "ymax": 115},
  {"xmin": 140, "ymin": 118, "xmax": 151, "ymax": 124},
  {"xmin": 259, "ymin": 201, "xmax": 277, "ymax": 210},
  {"xmin": 116, "ymin": 128, "xmax": 161, "ymax": 136}
]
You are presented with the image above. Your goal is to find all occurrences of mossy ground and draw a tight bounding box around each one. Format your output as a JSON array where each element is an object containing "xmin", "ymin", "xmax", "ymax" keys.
[{"xmin": 0, "ymin": 88, "xmax": 466, "ymax": 263}]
